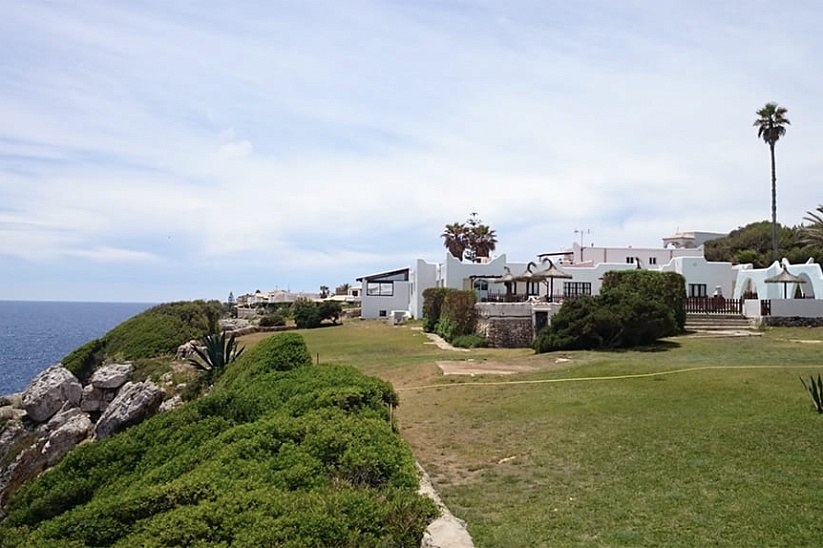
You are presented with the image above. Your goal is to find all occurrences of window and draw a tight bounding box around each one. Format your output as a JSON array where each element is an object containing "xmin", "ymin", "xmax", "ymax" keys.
[
  {"xmin": 474, "ymin": 280, "xmax": 489, "ymax": 291},
  {"xmin": 688, "ymin": 284, "xmax": 707, "ymax": 297},
  {"xmin": 366, "ymin": 281, "xmax": 394, "ymax": 296},
  {"xmin": 378, "ymin": 310, "xmax": 387, "ymax": 317},
  {"xmin": 626, "ymin": 257, "xmax": 635, "ymax": 264},
  {"xmin": 527, "ymin": 281, "xmax": 541, "ymax": 296},
  {"xmin": 649, "ymin": 257, "xmax": 657, "ymax": 265},
  {"xmin": 563, "ymin": 282, "xmax": 592, "ymax": 297}
]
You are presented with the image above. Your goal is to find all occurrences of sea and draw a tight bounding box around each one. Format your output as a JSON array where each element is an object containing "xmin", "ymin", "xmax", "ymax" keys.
[{"xmin": 0, "ymin": 301, "xmax": 154, "ymax": 396}]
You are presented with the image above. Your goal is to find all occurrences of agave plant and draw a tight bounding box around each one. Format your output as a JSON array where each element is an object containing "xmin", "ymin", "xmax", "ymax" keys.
[
  {"xmin": 189, "ymin": 331, "xmax": 245, "ymax": 374},
  {"xmin": 800, "ymin": 374, "xmax": 823, "ymax": 414}
]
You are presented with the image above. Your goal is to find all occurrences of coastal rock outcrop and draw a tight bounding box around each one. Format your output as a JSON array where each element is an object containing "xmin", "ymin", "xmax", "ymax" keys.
[
  {"xmin": 22, "ymin": 365, "xmax": 82, "ymax": 422},
  {"xmin": 94, "ymin": 381, "xmax": 165, "ymax": 440},
  {"xmin": 90, "ymin": 363, "xmax": 133, "ymax": 389},
  {"xmin": 1, "ymin": 363, "xmax": 174, "ymax": 507},
  {"xmin": 176, "ymin": 340, "xmax": 202, "ymax": 360},
  {"xmin": 81, "ymin": 363, "xmax": 133, "ymax": 413},
  {"xmin": 41, "ymin": 408, "xmax": 93, "ymax": 467}
]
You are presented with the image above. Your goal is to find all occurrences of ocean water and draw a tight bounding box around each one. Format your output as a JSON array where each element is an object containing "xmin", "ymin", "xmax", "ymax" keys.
[{"xmin": 0, "ymin": 301, "xmax": 154, "ymax": 396}]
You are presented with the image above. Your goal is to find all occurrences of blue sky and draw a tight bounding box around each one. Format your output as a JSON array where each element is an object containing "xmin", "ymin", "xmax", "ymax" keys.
[{"xmin": 2, "ymin": 1, "xmax": 822, "ymax": 303}]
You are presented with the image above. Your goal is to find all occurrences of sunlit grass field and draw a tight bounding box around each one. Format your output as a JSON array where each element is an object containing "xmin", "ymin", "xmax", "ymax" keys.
[{"xmin": 248, "ymin": 322, "xmax": 823, "ymax": 547}]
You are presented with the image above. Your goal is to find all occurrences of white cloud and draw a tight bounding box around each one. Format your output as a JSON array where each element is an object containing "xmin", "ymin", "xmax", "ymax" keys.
[{"xmin": 1, "ymin": 1, "xmax": 822, "ymax": 301}]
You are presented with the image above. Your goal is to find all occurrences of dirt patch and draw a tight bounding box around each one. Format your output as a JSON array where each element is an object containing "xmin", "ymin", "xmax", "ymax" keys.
[{"xmin": 436, "ymin": 357, "xmax": 573, "ymax": 376}]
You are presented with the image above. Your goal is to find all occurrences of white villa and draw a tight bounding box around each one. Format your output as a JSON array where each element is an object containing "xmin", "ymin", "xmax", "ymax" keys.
[{"xmin": 357, "ymin": 232, "xmax": 823, "ymax": 326}]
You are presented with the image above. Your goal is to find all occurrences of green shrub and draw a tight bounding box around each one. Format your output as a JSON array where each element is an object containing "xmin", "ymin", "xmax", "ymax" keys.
[
  {"xmin": 259, "ymin": 313, "xmax": 286, "ymax": 327},
  {"xmin": 227, "ymin": 333, "xmax": 313, "ymax": 384},
  {"xmin": 436, "ymin": 290, "xmax": 477, "ymax": 342},
  {"xmin": 0, "ymin": 342, "xmax": 435, "ymax": 547},
  {"xmin": 318, "ymin": 301, "xmax": 343, "ymax": 324},
  {"xmin": 292, "ymin": 298, "xmax": 322, "ymax": 329},
  {"xmin": 421, "ymin": 287, "xmax": 450, "ymax": 332},
  {"xmin": 534, "ymin": 278, "xmax": 678, "ymax": 353},
  {"xmin": 61, "ymin": 338, "xmax": 106, "ymax": 383},
  {"xmin": 601, "ymin": 270, "xmax": 686, "ymax": 332},
  {"xmin": 96, "ymin": 301, "xmax": 223, "ymax": 361},
  {"xmin": 451, "ymin": 333, "xmax": 489, "ymax": 348},
  {"xmin": 188, "ymin": 332, "xmax": 245, "ymax": 374},
  {"xmin": 800, "ymin": 374, "xmax": 823, "ymax": 413}
]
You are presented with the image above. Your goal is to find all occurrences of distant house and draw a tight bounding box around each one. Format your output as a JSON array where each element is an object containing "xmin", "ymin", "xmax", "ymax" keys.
[
  {"xmin": 662, "ymin": 231, "xmax": 727, "ymax": 249},
  {"xmin": 355, "ymin": 268, "xmax": 412, "ymax": 319}
]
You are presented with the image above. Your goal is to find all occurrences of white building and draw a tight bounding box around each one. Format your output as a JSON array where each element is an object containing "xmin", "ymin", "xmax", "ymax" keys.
[{"xmin": 357, "ymin": 234, "xmax": 740, "ymax": 320}]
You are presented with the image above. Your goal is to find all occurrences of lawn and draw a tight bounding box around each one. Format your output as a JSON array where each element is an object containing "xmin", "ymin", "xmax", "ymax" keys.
[{"xmin": 261, "ymin": 322, "xmax": 823, "ymax": 547}]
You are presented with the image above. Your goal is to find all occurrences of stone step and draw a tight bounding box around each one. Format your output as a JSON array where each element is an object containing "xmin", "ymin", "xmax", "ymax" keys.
[{"xmin": 685, "ymin": 314, "xmax": 753, "ymax": 331}]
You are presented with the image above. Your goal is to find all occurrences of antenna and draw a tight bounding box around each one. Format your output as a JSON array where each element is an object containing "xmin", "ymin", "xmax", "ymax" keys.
[{"xmin": 574, "ymin": 228, "xmax": 591, "ymax": 247}]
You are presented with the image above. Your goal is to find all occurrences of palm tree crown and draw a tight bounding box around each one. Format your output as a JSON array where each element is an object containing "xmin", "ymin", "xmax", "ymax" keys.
[
  {"xmin": 754, "ymin": 102, "xmax": 790, "ymax": 145},
  {"xmin": 753, "ymin": 102, "xmax": 790, "ymax": 262},
  {"xmin": 801, "ymin": 205, "xmax": 823, "ymax": 248},
  {"xmin": 441, "ymin": 213, "xmax": 498, "ymax": 261},
  {"xmin": 442, "ymin": 222, "xmax": 467, "ymax": 259}
]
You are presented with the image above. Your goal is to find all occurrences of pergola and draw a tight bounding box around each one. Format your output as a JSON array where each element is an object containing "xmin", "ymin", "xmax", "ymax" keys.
[{"xmin": 764, "ymin": 265, "xmax": 806, "ymax": 299}]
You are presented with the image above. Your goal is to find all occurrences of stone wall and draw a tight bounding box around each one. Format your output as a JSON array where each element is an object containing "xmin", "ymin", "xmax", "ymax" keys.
[
  {"xmin": 478, "ymin": 317, "xmax": 534, "ymax": 348},
  {"xmin": 476, "ymin": 303, "xmax": 538, "ymax": 348},
  {"xmin": 760, "ymin": 316, "xmax": 823, "ymax": 328}
]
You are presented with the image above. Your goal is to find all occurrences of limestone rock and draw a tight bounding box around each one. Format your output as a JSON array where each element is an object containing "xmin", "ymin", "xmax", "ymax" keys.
[
  {"xmin": 94, "ymin": 381, "xmax": 164, "ymax": 440},
  {"xmin": 81, "ymin": 384, "xmax": 105, "ymax": 413},
  {"xmin": 0, "ymin": 406, "xmax": 25, "ymax": 422},
  {"xmin": 176, "ymin": 340, "xmax": 202, "ymax": 360},
  {"xmin": 0, "ymin": 393, "xmax": 22, "ymax": 408},
  {"xmin": 219, "ymin": 318, "xmax": 250, "ymax": 331},
  {"xmin": 41, "ymin": 413, "xmax": 92, "ymax": 467},
  {"xmin": 159, "ymin": 394, "xmax": 183, "ymax": 413},
  {"xmin": 22, "ymin": 365, "xmax": 82, "ymax": 423},
  {"xmin": 90, "ymin": 363, "xmax": 133, "ymax": 389}
]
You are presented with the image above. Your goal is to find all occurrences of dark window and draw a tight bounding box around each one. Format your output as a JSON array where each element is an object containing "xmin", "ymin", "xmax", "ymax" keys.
[
  {"xmin": 563, "ymin": 281, "xmax": 592, "ymax": 297},
  {"xmin": 527, "ymin": 281, "xmax": 541, "ymax": 296},
  {"xmin": 378, "ymin": 310, "xmax": 387, "ymax": 317},
  {"xmin": 688, "ymin": 284, "xmax": 707, "ymax": 297},
  {"xmin": 626, "ymin": 257, "xmax": 635, "ymax": 264},
  {"xmin": 366, "ymin": 281, "xmax": 394, "ymax": 296},
  {"xmin": 649, "ymin": 257, "xmax": 657, "ymax": 265}
]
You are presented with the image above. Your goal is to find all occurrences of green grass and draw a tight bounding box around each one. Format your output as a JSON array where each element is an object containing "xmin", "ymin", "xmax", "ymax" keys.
[{"xmin": 283, "ymin": 321, "xmax": 823, "ymax": 547}]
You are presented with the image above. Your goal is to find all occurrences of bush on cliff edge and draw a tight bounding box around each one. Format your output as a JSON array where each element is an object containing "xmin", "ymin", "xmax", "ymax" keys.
[{"xmin": 1, "ymin": 332, "xmax": 435, "ymax": 547}]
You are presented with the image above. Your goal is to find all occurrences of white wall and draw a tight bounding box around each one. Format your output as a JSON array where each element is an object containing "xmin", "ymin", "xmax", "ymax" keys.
[
  {"xmin": 440, "ymin": 253, "xmax": 508, "ymax": 290},
  {"xmin": 360, "ymin": 281, "xmax": 411, "ymax": 320},
  {"xmin": 733, "ymin": 260, "xmax": 823, "ymax": 300},
  {"xmin": 770, "ymin": 299, "xmax": 823, "ymax": 317},
  {"xmin": 659, "ymin": 256, "xmax": 736, "ymax": 297},
  {"xmin": 411, "ymin": 259, "xmax": 438, "ymax": 319},
  {"xmin": 571, "ymin": 242, "xmax": 703, "ymax": 266}
]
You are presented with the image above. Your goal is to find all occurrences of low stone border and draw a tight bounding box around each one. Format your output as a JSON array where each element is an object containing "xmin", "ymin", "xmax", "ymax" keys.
[{"xmin": 417, "ymin": 463, "xmax": 475, "ymax": 548}]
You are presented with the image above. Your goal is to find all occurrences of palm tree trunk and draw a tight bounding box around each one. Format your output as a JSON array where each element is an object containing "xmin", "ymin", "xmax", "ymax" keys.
[{"xmin": 770, "ymin": 141, "xmax": 778, "ymax": 263}]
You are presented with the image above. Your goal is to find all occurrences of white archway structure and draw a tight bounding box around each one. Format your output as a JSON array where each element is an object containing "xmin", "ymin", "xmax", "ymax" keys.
[{"xmin": 733, "ymin": 259, "xmax": 823, "ymax": 300}]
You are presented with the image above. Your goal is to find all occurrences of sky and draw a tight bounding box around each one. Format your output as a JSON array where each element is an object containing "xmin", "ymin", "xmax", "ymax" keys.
[{"xmin": 2, "ymin": 1, "xmax": 822, "ymax": 303}]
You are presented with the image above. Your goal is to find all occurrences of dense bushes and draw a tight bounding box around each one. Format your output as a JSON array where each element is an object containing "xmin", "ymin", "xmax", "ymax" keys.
[
  {"xmin": 62, "ymin": 337, "xmax": 107, "ymax": 383},
  {"xmin": 421, "ymin": 288, "xmax": 450, "ymax": 333},
  {"xmin": 104, "ymin": 301, "xmax": 222, "ymax": 360},
  {"xmin": 292, "ymin": 299, "xmax": 343, "ymax": 329},
  {"xmin": 259, "ymin": 312, "xmax": 287, "ymax": 327},
  {"xmin": 61, "ymin": 301, "xmax": 224, "ymax": 380},
  {"xmin": 1, "ymin": 333, "xmax": 435, "ymax": 547},
  {"xmin": 422, "ymin": 288, "xmax": 477, "ymax": 342},
  {"xmin": 601, "ymin": 270, "xmax": 687, "ymax": 331},
  {"xmin": 535, "ymin": 270, "xmax": 685, "ymax": 353}
]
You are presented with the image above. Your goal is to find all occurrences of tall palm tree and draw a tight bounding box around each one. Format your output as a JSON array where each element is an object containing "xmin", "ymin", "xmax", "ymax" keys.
[
  {"xmin": 800, "ymin": 205, "xmax": 823, "ymax": 247},
  {"xmin": 441, "ymin": 222, "xmax": 467, "ymax": 259},
  {"xmin": 753, "ymin": 102, "xmax": 790, "ymax": 262}
]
